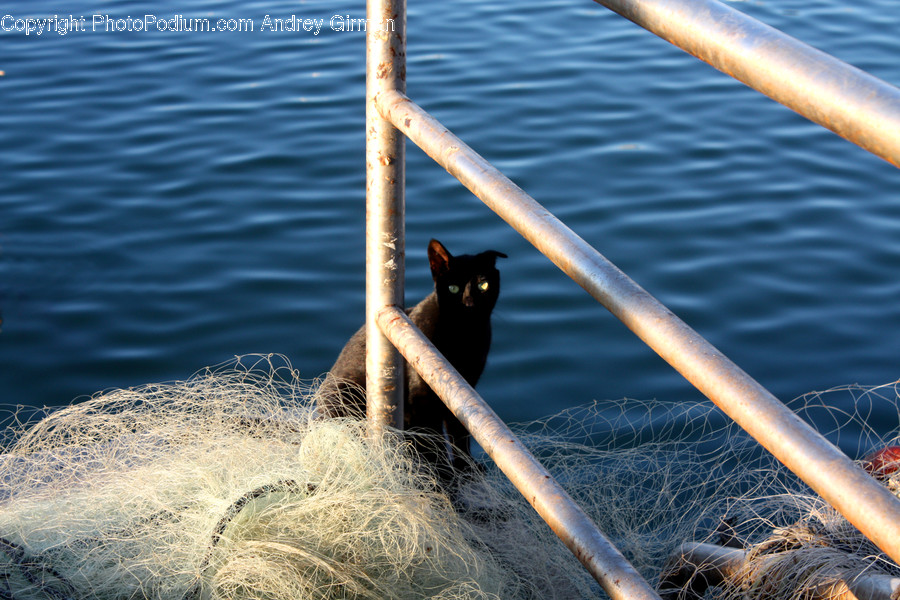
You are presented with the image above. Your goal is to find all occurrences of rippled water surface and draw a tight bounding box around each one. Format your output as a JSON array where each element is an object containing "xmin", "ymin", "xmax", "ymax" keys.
[{"xmin": 2, "ymin": 0, "xmax": 900, "ymax": 449}]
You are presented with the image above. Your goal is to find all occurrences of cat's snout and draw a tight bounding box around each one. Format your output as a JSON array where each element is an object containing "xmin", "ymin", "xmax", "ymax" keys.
[{"xmin": 462, "ymin": 284, "xmax": 476, "ymax": 307}]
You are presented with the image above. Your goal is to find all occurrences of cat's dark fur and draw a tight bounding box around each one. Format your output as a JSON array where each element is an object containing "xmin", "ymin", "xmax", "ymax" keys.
[{"xmin": 320, "ymin": 238, "xmax": 506, "ymax": 475}]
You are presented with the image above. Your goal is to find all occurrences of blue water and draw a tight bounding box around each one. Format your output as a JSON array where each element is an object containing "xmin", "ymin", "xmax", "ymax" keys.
[{"xmin": 2, "ymin": 0, "xmax": 899, "ymax": 448}]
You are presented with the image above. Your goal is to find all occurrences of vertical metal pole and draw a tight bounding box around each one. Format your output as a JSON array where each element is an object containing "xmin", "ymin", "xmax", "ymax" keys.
[{"xmin": 365, "ymin": 0, "xmax": 406, "ymax": 430}]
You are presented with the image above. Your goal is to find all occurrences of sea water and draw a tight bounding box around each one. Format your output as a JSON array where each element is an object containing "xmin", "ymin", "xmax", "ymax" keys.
[{"xmin": 1, "ymin": 0, "xmax": 899, "ymax": 454}]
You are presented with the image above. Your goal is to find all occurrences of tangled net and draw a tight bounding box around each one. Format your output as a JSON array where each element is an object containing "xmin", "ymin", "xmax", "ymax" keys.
[{"xmin": 1, "ymin": 355, "xmax": 899, "ymax": 600}]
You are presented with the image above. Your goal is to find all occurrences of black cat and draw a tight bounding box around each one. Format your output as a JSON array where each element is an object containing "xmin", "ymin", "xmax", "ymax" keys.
[{"xmin": 320, "ymin": 238, "xmax": 506, "ymax": 475}]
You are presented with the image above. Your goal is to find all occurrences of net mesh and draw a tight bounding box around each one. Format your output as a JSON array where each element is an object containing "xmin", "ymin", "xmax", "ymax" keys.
[{"xmin": 1, "ymin": 355, "xmax": 898, "ymax": 600}]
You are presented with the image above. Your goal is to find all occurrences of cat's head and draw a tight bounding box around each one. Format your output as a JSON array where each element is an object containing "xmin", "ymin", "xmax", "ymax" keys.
[{"xmin": 428, "ymin": 239, "xmax": 507, "ymax": 317}]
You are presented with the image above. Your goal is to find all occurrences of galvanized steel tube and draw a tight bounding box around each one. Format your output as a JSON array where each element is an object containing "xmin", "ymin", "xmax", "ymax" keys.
[
  {"xmin": 375, "ymin": 305, "xmax": 663, "ymax": 600},
  {"xmin": 365, "ymin": 0, "xmax": 406, "ymax": 430},
  {"xmin": 375, "ymin": 88, "xmax": 900, "ymax": 565},
  {"xmin": 592, "ymin": 0, "xmax": 900, "ymax": 167}
]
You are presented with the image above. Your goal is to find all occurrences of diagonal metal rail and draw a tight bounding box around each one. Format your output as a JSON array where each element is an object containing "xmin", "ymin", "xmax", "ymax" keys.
[
  {"xmin": 592, "ymin": 0, "xmax": 900, "ymax": 167},
  {"xmin": 376, "ymin": 305, "xmax": 663, "ymax": 600},
  {"xmin": 373, "ymin": 87, "xmax": 900, "ymax": 567}
]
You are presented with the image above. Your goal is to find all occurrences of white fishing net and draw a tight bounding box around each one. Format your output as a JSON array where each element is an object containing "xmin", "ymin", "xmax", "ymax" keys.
[{"xmin": 1, "ymin": 355, "xmax": 898, "ymax": 600}]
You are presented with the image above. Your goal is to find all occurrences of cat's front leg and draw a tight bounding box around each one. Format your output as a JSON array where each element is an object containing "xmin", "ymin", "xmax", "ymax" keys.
[{"xmin": 445, "ymin": 414, "xmax": 473, "ymax": 474}]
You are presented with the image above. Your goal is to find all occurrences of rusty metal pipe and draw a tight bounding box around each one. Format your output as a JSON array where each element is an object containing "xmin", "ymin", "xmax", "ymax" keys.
[
  {"xmin": 365, "ymin": 0, "xmax": 406, "ymax": 430},
  {"xmin": 374, "ymin": 88, "xmax": 900, "ymax": 566},
  {"xmin": 592, "ymin": 0, "xmax": 900, "ymax": 167},
  {"xmin": 375, "ymin": 305, "xmax": 663, "ymax": 600}
]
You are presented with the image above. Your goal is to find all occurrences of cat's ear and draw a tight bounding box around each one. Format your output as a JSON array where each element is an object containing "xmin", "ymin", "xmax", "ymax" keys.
[
  {"xmin": 480, "ymin": 250, "xmax": 508, "ymax": 267},
  {"xmin": 428, "ymin": 239, "xmax": 452, "ymax": 278}
]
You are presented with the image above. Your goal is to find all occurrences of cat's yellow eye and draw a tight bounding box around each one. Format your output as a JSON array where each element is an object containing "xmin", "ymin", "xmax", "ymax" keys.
[
  {"xmin": 448, "ymin": 284, "xmax": 460, "ymax": 294},
  {"xmin": 478, "ymin": 281, "xmax": 489, "ymax": 292}
]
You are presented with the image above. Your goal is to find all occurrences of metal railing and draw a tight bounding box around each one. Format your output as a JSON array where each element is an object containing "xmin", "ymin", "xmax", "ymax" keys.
[
  {"xmin": 364, "ymin": 0, "xmax": 900, "ymax": 596},
  {"xmin": 593, "ymin": 0, "xmax": 900, "ymax": 168}
]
